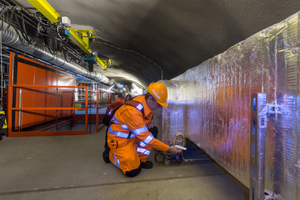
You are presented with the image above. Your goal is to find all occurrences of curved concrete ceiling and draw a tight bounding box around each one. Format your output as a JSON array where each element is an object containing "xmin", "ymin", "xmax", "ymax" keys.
[{"xmin": 17, "ymin": 0, "xmax": 300, "ymax": 87}]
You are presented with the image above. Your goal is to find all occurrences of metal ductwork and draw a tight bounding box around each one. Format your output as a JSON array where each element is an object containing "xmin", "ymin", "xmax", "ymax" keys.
[
  {"xmin": 1, "ymin": 21, "xmax": 114, "ymax": 86},
  {"xmin": 113, "ymin": 81, "xmax": 123, "ymax": 89},
  {"xmin": 160, "ymin": 12, "xmax": 300, "ymax": 200}
]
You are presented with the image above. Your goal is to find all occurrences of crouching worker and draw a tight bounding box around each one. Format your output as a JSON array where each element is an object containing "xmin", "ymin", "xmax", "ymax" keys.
[{"xmin": 103, "ymin": 82, "xmax": 181, "ymax": 177}]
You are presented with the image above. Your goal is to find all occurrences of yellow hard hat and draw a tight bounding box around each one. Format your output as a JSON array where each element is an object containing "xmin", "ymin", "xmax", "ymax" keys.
[{"xmin": 147, "ymin": 82, "xmax": 168, "ymax": 107}]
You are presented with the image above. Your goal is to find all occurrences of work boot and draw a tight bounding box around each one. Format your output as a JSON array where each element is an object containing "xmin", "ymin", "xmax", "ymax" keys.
[
  {"xmin": 102, "ymin": 147, "xmax": 110, "ymax": 163},
  {"xmin": 140, "ymin": 161, "xmax": 153, "ymax": 169}
]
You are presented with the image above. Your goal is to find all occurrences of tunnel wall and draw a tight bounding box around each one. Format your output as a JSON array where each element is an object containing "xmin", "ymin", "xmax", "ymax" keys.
[{"xmin": 161, "ymin": 12, "xmax": 300, "ymax": 199}]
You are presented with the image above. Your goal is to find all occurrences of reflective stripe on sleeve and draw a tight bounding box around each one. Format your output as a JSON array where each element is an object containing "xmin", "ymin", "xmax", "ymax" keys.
[
  {"xmin": 139, "ymin": 141, "xmax": 147, "ymax": 147},
  {"xmin": 112, "ymin": 117, "xmax": 128, "ymax": 129},
  {"xmin": 131, "ymin": 126, "xmax": 148, "ymax": 135},
  {"xmin": 112, "ymin": 116, "xmax": 119, "ymax": 124},
  {"xmin": 138, "ymin": 134, "xmax": 153, "ymax": 147},
  {"xmin": 121, "ymin": 124, "xmax": 128, "ymax": 129},
  {"xmin": 137, "ymin": 147, "xmax": 150, "ymax": 155},
  {"xmin": 143, "ymin": 134, "xmax": 154, "ymax": 144},
  {"xmin": 108, "ymin": 127, "xmax": 135, "ymax": 138}
]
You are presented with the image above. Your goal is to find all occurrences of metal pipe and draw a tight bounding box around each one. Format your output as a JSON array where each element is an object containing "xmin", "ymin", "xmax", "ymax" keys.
[
  {"xmin": 250, "ymin": 93, "xmax": 266, "ymax": 200},
  {"xmin": 0, "ymin": 21, "xmax": 115, "ymax": 86}
]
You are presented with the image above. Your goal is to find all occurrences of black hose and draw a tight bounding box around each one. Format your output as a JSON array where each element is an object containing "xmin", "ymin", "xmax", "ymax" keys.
[
  {"xmin": 6, "ymin": 6, "xmax": 15, "ymax": 30},
  {"xmin": 74, "ymin": 58, "xmax": 81, "ymax": 64},
  {"xmin": 0, "ymin": 7, "xmax": 10, "ymax": 29},
  {"xmin": 47, "ymin": 42, "xmax": 54, "ymax": 55},
  {"xmin": 154, "ymin": 152, "xmax": 166, "ymax": 163},
  {"xmin": 20, "ymin": 10, "xmax": 34, "ymax": 44},
  {"xmin": 63, "ymin": 49, "xmax": 73, "ymax": 63},
  {"xmin": 13, "ymin": 9, "xmax": 29, "ymax": 45}
]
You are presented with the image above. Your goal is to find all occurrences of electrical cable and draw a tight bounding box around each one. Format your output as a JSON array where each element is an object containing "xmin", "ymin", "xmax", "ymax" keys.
[
  {"xmin": 63, "ymin": 49, "xmax": 73, "ymax": 63},
  {"xmin": 154, "ymin": 151, "xmax": 166, "ymax": 163},
  {"xmin": 62, "ymin": 44, "xmax": 83, "ymax": 61},
  {"xmin": 6, "ymin": 6, "xmax": 15, "ymax": 30},
  {"xmin": 12, "ymin": 25, "xmax": 30, "ymax": 46},
  {"xmin": 91, "ymin": 40, "xmax": 163, "ymax": 70},
  {"xmin": 19, "ymin": 9, "xmax": 34, "ymax": 44},
  {"xmin": 0, "ymin": 5, "xmax": 84, "ymax": 66},
  {"xmin": 74, "ymin": 57, "xmax": 81, "ymax": 64},
  {"xmin": 57, "ymin": 25, "xmax": 64, "ymax": 40},
  {"xmin": 0, "ymin": 6, "xmax": 35, "ymax": 45},
  {"xmin": 0, "ymin": 5, "xmax": 37, "ymax": 31},
  {"xmin": 47, "ymin": 43, "xmax": 55, "ymax": 55},
  {"xmin": 0, "ymin": 6, "xmax": 10, "ymax": 24},
  {"xmin": 35, "ymin": 12, "xmax": 50, "ymax": 27}
]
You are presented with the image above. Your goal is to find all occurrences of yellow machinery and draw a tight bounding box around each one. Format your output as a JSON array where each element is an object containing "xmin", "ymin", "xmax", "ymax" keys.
[
  {"xmin": 0, "ymin": 111, "xmax": 7, "ymax": 140},
  {"xmin": 0, "ymin": 111, "xmax": 7, "ymax": 129},
  {"xmin": 27, "ymin": 0, "xmax": 110, "ymax": 70}
]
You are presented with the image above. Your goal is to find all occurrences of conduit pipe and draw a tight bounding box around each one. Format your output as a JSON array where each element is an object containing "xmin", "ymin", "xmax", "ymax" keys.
[{"xmin": 1, "ymin": 21, "xmax": 115, "ymax": 86}]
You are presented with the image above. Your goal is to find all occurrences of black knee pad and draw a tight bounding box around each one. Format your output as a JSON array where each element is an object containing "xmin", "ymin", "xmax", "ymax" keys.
[
  {"xmin": 125, "ymin": 165, "xmax": 141, "ymax": 177},
  {"xmin": 148, "ymin": 126, "xmax": 158, "ymax": 139}
]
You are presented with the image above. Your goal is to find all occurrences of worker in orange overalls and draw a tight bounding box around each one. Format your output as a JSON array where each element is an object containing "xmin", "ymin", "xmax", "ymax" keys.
[{"xmin": 103, "ymin": 82, "xmax": 181, "ymax": 177}]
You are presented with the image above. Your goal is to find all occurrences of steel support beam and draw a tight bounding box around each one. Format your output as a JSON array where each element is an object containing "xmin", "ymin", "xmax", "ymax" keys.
[
  {"xmin": 68, "ymin": 29, "xmax": 93, "ymax": 55},
  {"xmin": 250, "ymin": 93, "xmax": 267, "ymax": 200},
  {"xmin": 27, "ymin": 0, "xmax": 59, "ymax": 23}
]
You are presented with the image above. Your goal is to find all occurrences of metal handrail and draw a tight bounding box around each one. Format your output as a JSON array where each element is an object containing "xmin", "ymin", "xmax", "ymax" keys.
[{"xmin": 7, "ymin": 85, "xmax": 88, "ymax": 137}]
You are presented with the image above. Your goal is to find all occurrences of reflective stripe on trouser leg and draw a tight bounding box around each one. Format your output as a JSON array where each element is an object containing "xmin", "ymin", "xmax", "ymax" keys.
[
  {"xmin": 114, "ymin": 154, "xmax": 120, "ymax": 167},
  {"xmin": 107, "ymin": 133, "xmax": 141, "ymax": 173}
]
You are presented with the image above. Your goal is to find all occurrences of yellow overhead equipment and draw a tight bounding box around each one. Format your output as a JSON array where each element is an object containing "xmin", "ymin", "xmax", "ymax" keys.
[
  {"xmin": 68, "ymin": 29, "xmax": 93, "ymax": 55},
  {"xmin": 96, "ymin": 57, "xmax": 111, "ymax": 69},
  {"xmin": 27, "ymin": 0, "xmax": 60, "ymax": 23},
  {"xmin": 27, "ymin": 0, "xmax": 109, "ymax": 70}
]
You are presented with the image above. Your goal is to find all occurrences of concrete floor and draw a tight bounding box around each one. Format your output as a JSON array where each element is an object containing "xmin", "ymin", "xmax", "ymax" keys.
[{"xmin": 0, "ymin": 128, "xmax": 248, "ymax": 200}]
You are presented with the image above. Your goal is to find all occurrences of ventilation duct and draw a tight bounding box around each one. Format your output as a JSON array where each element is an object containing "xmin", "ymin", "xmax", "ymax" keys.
[
  {"xmin": 160, "ymin": 11, "xmax": 300, "ymax": 199},
  {"xmin": 1, "ymin": 21, "xmax": 114, "ymax": 86}
]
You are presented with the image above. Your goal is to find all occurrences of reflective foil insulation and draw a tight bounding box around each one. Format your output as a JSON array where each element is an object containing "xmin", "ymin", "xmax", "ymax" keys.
[{"xmin": 160, "ymin": 12, "xmax": 300, "ymax": 200}]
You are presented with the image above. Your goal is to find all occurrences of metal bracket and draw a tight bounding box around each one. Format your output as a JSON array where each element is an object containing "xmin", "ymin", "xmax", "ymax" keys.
[
  {"xmin": 259, "ymin": 103, "xmax": 282, "ymax": 116},
  {"xmin": 267, "ymin": 104, "xmax": 282, "ymax": 115}
]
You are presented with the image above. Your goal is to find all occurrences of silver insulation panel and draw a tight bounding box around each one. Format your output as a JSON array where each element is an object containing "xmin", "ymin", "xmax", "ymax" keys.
[{"xmin": 161, "ymin": 12, "xmax": 300, "ymax": 200}]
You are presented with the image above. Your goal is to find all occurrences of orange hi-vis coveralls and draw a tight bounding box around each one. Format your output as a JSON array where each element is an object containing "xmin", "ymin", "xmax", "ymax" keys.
[{"xmin": 107, "ymin": 95, "xmax": 169, "ymax": 173}]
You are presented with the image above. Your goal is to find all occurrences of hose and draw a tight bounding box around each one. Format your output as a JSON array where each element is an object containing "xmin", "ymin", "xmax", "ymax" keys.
[
  {"xmin": 154, "ymin": 151, "xmax": 166, "ymax": 163},
  {"xmin": 173, "ymin": 133, "xmax": 185, "ymax": 161},
  {"xmin": 154, "ymin": 132, "xmax": 186, "ymax": 163}
]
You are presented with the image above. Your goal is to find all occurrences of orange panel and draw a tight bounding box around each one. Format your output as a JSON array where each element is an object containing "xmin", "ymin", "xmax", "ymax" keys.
[{"xmin": 9, "ymin": 53, "xmax": 76, "ymax": 132}]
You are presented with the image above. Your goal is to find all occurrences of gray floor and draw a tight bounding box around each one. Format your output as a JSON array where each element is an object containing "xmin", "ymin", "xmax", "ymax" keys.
[{"xmin": 0, "ymin": 128, "xmax": 248, "ymax": 200}]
